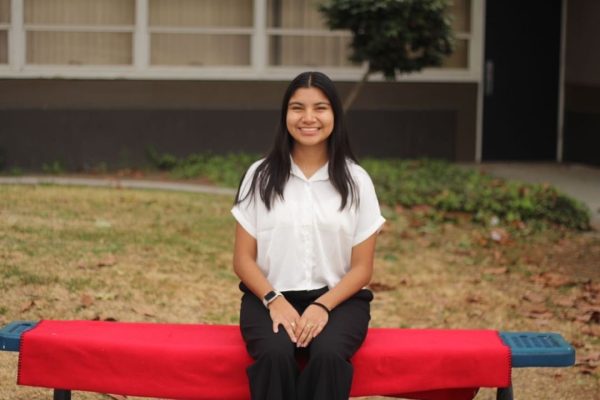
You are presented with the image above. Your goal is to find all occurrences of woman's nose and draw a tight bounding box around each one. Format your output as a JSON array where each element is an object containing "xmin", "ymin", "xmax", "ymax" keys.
[{"xmin": 302, "ymin": 109, "xmax": 317, "ymax": 122}]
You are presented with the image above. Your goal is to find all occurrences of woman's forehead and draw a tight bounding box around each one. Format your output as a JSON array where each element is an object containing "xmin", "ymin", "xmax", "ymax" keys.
[{"xmin": 289, "ymin": 87, "xmax": 330, "ymax": 104}]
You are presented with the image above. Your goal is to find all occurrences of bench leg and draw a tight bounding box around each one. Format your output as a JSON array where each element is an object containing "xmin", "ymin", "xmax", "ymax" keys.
[
  {"xmin": 497, "ymin": 386, "xmax": 513, "ymax": 400},
  {"xmin": 53, "ymin": 389, "xmax": 71, "ymax": 400}
]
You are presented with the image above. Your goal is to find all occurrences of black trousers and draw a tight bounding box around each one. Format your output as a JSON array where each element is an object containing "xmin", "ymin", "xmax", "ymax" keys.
[{"xmin": 239, "ymin": 283, "xmax": 373, "ymax": 400}]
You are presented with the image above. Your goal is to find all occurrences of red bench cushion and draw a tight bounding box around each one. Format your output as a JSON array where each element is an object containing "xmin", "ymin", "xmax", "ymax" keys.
[{"xmin": 18, "ymin": 320, "xmax": 510, "ymax": 400}]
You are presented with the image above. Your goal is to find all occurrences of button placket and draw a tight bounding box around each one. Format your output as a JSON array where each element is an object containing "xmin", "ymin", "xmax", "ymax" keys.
[{"xmin": 303, "ymin": 181, "xmax": 314, "ymax": 285}]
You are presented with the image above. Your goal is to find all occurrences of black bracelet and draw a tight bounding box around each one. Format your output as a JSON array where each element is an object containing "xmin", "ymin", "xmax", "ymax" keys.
[{"xmin": 310, "ymin": 301, "xmax": 330, "ymax": 315}]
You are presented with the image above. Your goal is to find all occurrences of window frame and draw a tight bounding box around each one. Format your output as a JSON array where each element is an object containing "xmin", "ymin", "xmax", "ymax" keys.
[{"xmin": 0, "ymin": 0, "xmax": 484, "ymax": 82}]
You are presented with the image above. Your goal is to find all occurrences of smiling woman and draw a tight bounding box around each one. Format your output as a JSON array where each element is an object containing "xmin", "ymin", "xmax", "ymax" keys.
[{"xmin": 231, "ymin": 71, "xmax": 385, "ymax": 400}]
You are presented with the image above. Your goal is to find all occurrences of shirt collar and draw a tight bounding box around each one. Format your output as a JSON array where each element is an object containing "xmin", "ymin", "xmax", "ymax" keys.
[{"xmin": 290, "ymin": 157, "xmax": 330, "ymax": 182}]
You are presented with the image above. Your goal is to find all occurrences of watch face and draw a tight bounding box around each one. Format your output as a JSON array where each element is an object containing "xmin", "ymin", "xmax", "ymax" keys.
[{"xmin": 264, "ymin": 291, "xmax": 276, "ymax": 302}]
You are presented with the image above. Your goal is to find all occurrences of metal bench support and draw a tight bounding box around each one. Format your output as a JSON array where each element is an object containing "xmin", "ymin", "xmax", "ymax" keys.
[
  {"xmin": 497, "ymin": 386, "xmax": 513, "ymax": 400},
  {"xmin": 53, "ymin": 389, "xmax": 71, "ymax": 400}
]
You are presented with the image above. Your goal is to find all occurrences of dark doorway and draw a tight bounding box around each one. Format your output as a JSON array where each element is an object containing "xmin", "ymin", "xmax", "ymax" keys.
[{"xmin": 483, "ymin": 0, "xmax": 562, "ymax": 160}]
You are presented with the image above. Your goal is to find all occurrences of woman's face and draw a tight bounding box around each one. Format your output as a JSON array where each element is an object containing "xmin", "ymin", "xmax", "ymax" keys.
[{"xmin": 286, "ymin": 87, "xmax": 334, "ymax": 151}]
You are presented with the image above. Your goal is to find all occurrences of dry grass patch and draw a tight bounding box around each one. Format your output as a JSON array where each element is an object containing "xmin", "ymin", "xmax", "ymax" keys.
[{"xmin": 1, "ymin": 185, "xmax": 598, "ymax": 399}]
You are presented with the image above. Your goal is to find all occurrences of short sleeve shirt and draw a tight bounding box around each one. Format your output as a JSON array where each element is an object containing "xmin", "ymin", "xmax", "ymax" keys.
[{"xmin": 231, "ymin": 158, "xmax": 385, "ymax": 292}]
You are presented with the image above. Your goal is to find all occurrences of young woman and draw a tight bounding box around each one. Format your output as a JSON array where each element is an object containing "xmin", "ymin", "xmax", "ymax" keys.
[{"xmin": 232, "ymin": 71, "xmax": 385, "ymax": 400}]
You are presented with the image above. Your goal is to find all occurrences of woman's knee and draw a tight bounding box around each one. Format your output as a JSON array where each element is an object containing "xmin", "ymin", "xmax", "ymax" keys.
[
  {"xmin": 248, "ymin": 331, "xmax": 296, "ymax": 361},
  {"xmin": 309, "ymin": 336, "xmax": 353, "ymax": 361}
]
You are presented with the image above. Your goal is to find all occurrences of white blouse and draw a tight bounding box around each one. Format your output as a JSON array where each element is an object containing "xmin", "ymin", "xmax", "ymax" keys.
[{"xmin": 231, "ymin": 158, "xmax": 385, "ymax": 292}]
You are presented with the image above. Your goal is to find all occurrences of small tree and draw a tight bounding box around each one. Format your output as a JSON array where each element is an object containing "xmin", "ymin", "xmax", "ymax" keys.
[{"xmin": 319, "ymin": 0, "xmax": 454, "ymax": 110}]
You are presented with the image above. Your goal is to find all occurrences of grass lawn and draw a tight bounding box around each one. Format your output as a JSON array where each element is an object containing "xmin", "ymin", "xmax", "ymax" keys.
[{"xmin": 1, "ymin": 184, "xmax": 599, "ymax": 399}]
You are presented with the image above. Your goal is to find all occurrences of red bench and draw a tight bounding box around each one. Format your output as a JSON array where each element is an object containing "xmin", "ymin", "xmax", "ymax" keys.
[{"xmin": 1, "ymin": 320, "xmax": 575, "ymax": 400}]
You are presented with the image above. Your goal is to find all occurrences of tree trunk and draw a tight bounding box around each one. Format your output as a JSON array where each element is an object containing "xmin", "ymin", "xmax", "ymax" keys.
[{"xmin": 343, "ymin": 67, "xmax": 371, "ymax": 112}]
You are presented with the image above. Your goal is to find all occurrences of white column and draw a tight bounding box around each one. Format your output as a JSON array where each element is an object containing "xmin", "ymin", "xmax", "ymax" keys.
[
  {"xmin": 556, "ymin": 0, "xmax": 567, "ymax": 162},
  {"xmin": 474, "ymin": 0, "xmax": 485, "ymax": 162},
  {"xmin": 252, "ymin": 0, "xmax": 267, "ymax": 74},
  {"xmin": 9, "ymin": 0, "xmax": 25, "ymax": 70},
  {"xmin": 134, "ymin": 0, "xmax": 149, "ymax": 70}
]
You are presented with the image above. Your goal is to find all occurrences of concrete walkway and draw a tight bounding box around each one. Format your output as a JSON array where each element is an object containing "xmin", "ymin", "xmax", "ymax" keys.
[
  {"xmin": 2, "ymin": 162, "xmax": 599, "ymax": 229},
  {"xmin": 466, "ymin": 162, "xmax": 600, "ymax": 230},
  {"xmin": 0, "ymin": 176, "xmax": 236, "ymax": 196}
]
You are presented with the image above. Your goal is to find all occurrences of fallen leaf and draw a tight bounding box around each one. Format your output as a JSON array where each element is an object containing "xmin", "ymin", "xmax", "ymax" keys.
[
  {"xmin": 132, "ymin": 306, "xmax": 155, "ymax": 318},
  {"xmin": 104, "ymin": 394, "xmax": 127, "ymax": 400},
  {"xmin": 97, "ymin": 255, "xmax": 117, "ymax": 268},
  {"xmin": 443, "ymin": 211, "xmax": 472, "ymax": 223},
  {"xmin": 465, "ymin": 294, "xmax": 483, "ymax": 304},
  {"xmin": 577, "ymin": 352, "xmax": 600, "ymax": 367},
  {"xmin": 510, "ymin": 220, "xmax": 527, "ymax": 230},
  {"xmin": 91, "ymin": 315, "xmax": 119, "ymax": 322},
  {"xmin": 580, "ymin": 325, "xmax": 600, "ymax": 337},
  {"xmin": 411, "ymin": 204, "xmax": 434, "ymax": 214},
  {"xmin": 575, "ymin": 313, "xmax": 596, "ymax": 324},
  {"xmin": 20, "ymin": 300, "xmax": 36, "ymax": 313},
  {"xmin": 530, "ymin": 272, "xmax": 573, "ymax": 288},
  {"xmin": 399, "ymin": 231, "xmax": 413, "ymax": 239},
  {"xmin": 493, "ymin": 250, "xmax": 503, "ymax": 262},
  {"xmin": 571, "ymin": 338, "xmax": 586, "ymax": 348},
  {"xmin": 553, "ymin": 372, "xmax": 564, "ymax": 380},
  {"xmin": 553, "ymin": 296, "xmax": 577, "ymax": 308},
  {"xmin": 80, "ymin": 294, "xmax": 94, "ymax": 308},
  {"xmin": 369, "ymin": 282, "xmax": 395, "ymax": 292},
  {"xmin": 483, "ymin": 267, "xmax": 508, "ymax": 275},
  {"xmin": 577, "ymin": 365, "xmax": 597, "ymax": 375},
  {"xmin": 577, "ymin": 303, "xmax": 600, "ymax": 314},
  {"xmin": 522, "ymin": 292, "xmax": 546, "ymax": 304},
  {"xmin": 523, "ymin": 303, "xmax": 553, "ymax": 320},
  {"xmin": 409, "ymin": 218, "xmax": 425, "ymax": 228}
]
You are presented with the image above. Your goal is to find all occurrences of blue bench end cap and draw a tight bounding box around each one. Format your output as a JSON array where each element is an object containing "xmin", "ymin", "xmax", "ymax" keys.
[
  {"xmin": 0, "ymin": 321, "xmax": 38, "ymax": 352},
  {"xmin": 500, "ymin": 331, "xmax": 576, "ymax": 368}
]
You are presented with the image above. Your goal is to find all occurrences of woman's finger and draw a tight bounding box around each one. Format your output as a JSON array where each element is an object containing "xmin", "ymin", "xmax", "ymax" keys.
[
  {"xmin": 297, "ymin": 322, "xmax": 314, "ymax": 347},
  {"xmin": 282, "ymin": 320, "xmax": 297, "ymax": 343},
  {"xmin": 312, "ymin": 322, "xmax": 326, "ymax": 338}
]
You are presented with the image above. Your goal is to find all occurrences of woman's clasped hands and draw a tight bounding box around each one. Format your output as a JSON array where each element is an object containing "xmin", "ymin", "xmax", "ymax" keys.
[{"xmin": 268, "ymin": 297, "xmax": 329, "ymax": 347}]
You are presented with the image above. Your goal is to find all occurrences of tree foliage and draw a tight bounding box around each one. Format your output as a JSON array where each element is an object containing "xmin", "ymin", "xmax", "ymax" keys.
[{"xmin": 319, "ymin": 0, "xmax": 454, "ymax": 79}]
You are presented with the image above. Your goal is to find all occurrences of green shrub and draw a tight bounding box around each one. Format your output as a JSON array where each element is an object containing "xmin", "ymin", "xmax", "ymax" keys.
[
  {"xmin": 147, "ymin": 149, "xmax": 258, "ymax": 188},
  {"xmin": 361, "ymin": 158, "xmax": 591, "ymax": 230},
  {"xmin": 146, "ymin": 151, "xmax": 590, "ymax": 230},
  {"xmin": 42, "ymin": 160, "xmax": 65, "ymax": 174},
  {"xmin": 172, "ymin": 153, "xmax": 258, "ymax": 188},
  {"xmin": 146, "ymin": 146, "xmax": 178, "ymax": 171}
]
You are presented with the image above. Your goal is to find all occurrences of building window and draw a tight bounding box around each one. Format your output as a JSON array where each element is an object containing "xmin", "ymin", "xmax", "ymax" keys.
[
  {"xmin": 149, "ymin": 0, "xmax": 253, "ymax": 66},
  {"xmin": 267, "ymin": 0, "xmax": 354, "ymax": 67},
  {"xmin": 1, "ymin": 0, "xmax": 480, "ymax": 80},
  {"xmin": 0, "ymin": 0, "xmax": 9, "ymax": 64},
  {"xmin": 24, "ymin": 0, "xmax": 135, "ymax": 65},
  {"xmin": 441, "ymin": 0, "xmax": 471, "ymax": 69}
]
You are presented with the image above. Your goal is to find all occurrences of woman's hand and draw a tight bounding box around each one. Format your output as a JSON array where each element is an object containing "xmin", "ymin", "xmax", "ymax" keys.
[
  {"xmin": 295, "ymin": 304, "xmax": 329, "ymax": 348},
  {"xmin": 268, "ymin": 297, "xmax": 301, "ymax": 343}
]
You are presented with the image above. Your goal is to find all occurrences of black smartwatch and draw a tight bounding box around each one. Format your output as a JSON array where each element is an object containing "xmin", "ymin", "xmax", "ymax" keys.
[{"xmin": 262, "ymin": 290, "xmax": 282, "ymax": 308}]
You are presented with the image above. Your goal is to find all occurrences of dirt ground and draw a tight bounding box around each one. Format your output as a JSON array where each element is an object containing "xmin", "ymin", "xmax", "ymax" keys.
[{"xmin": 1, "ymin": 184, "xmax": 599, "ymax": 399}]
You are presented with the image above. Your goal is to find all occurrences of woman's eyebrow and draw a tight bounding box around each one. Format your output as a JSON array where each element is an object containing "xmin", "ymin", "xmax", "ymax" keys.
[{"xmin": 288, "ymin": 101, "xmax": 331, "ymax": 106}]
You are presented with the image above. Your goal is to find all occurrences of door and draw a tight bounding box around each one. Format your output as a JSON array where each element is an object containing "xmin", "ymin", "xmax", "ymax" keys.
[{"xmin": 483, "ymin": 0, "xmax": 562, "ymax": 160}]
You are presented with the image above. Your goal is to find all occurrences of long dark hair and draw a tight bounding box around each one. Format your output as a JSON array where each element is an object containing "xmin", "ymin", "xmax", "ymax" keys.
[{"xmin": 235, "ymin": 71, "xmax": 358, "ymax": 210}]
